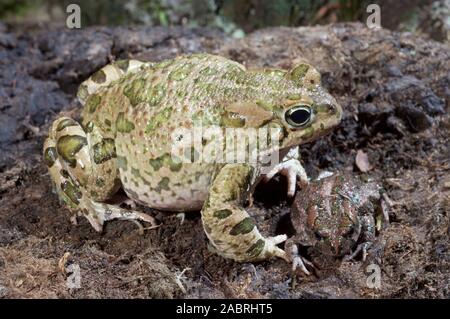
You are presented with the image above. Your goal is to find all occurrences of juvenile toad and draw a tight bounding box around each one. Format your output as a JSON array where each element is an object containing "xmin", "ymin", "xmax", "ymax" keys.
[{"xmin": 286, "ymin": 173, "xmax": 386, "ymax": 274}]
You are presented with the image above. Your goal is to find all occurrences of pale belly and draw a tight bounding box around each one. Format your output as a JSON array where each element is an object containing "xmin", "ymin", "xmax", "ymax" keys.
[{"xmin": 119, "ymin": 161, "xmax": 217, "ymax": 211}]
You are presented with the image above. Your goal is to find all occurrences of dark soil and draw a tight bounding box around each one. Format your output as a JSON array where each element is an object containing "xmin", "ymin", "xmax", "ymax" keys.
[{"xmin": 0, "ymin": 22, "xmax": 448, "ymax": 298}]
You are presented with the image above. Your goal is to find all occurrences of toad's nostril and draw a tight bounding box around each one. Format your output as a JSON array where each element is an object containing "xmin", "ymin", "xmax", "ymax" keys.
[
  {"xmin": 317, "ymin": 103, "xmax": 336, "ymax": 114},
  {"xmin": 326, "ymin": 103, "xmax": 336, "ymax": 114}
]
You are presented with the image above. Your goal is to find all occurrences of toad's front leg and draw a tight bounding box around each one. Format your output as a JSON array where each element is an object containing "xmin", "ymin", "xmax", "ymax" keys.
[
  {"xmin": 263, "ymin": 147, "xmax": 309, "ymax": 197},
  {"xmin": 201, "ymin": 164, "xmax": 287, "ymax": 262}
]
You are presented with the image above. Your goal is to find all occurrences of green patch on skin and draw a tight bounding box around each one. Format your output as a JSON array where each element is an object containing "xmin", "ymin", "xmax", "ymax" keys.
[
  {"xmin": 246, "ymin": 239, "xmax": 265, "ymax": 258},
  {"xmin": 86, "ymin": 94, "xmax": 102, "ymax": 113},
  {"xmin": 303, "ymin": 126, "xmax": 315, "ymax": 139},
  {"xmin": 61, "ymin": 180, "xmax": 82, "ymax": 205},
  {"xmin": 148, "ymin": 83, "xmax": 166, "ymax": 106},
  {"xmin": 264, "ymin": 69, "xmax": 286, "ymax": 78},
  {"xmin": 56, "ymin": 118, "xmax": 78, "ymax": 131},
  {"xmin": 198, "ymin": 82, "xmax": 215, "ymax": 95},
  {"xmin": 287, "ymin": 93, "xmax": 303, "ymax": 100},
  {"xmin": 116, "ymin": 112, "xmax": 135, "ymax": 133},
  {"xmin": 56, "ymin": 135, "xmax": 88, "ymax": 168},
  {"xmin": 256, "ymin": 100, "xmax": 275, "ymax": 112},
  {"xmin": 213, "ymin": 209, "xmax": 233, "ymax": 219},
  {"xmin": 221, "ymin": 111, "xmax": 245, "ymax": 128},
  {"xmin": 59, "ymin": 192, "xmax": 77, "ymax": 209},
  {"xmin": 144, "ymin": 170, "xmax": 153, "ymax": 177},
  {"xmin": 141, "ymin": 177, "xmax": 151, "ymax": 186},
  {"xmin": 169, "ymin": 63, "xmax": 192, "ymax": 81},
  {"xmin": 192, "ymin": 111, "xmax": 220, "ymax": 126},
  {"xmin": 115, "ymin": 60, "xmax": 129, "ymax": 72},
  {"xmin": 176, "ymin": 89, "xmax": 187, "ymax": 99},
  {"xmin": 145, "ymin": 107, "xmax": 172, "ymax": 134},
  {"xmin": 104, "ymin": 118, "xmax": 111, "ymax": 127},
  {"xmin": 91, "ymin": 69, "xmax": 106, "ymax": 83},
  {"xmin": 95, "ymin": 178, "xmax": 105, "ymax": 187},
  {"xmin": 93, "ymin": 138, "xmax": 116, "ymax": 164},
  {"xmin": 316, "ymin": 103, "xmax": 332, "ymax": 113},
  {"xmin": 44, "ymin": 147, "xmax": 58, "ymax": 167},
  {"xmin": 199, "ymin": 67, "xmax": 217, "ymax": 76},
  {"xmin": 84, "ymin": 121, "xmax": 94, "ymax": 133},
  {"xmin": 149, "ymin": 158, "xmax": 163, "ymax": 171},
  {"xmin": 77, "ymin": 84, "xmax": 88, "ymax": 102},
  {"xmin": 60, "ymin": 169, "xmax": 70, "ymax": 179},
  {"xmin": 149, "ymin": 153, "xmax": 182, "ymax": 172},
  {"xmin": 90, "ymin": 190, "xmax": 98, "ymax": 198},
  {"xmin": 223, "ymin": 190, "xmax": 237, "ymax": 202},
  {"xmin": 290, "ymin": 64, "xmax": 310, "ymax": 82},
  {"xmin": 117, "ymin": 156, "xmax": 128, "ymax": 170},
  {"xmin": 154, "ymin": 60, "xmax": 173, "ymax": 70},
  {"xmin": 131, "ymin": 167, "xmax": 141, "ymax": 178},
  {"xmin": 229, "ymin": 217, "xmax": 255, "ymax": 236},
  {"xmin": 155, "ymin": 177, "xmax": 170, "ymax": 192},
  {"xmin": 123, "ymin": 78, "xmax": 146, "ymax": 106}
]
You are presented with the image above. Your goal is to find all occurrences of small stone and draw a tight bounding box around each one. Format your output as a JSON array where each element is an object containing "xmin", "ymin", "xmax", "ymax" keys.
[
  {"xmin": 0, "ymin": 285, "xmax": 9, "ymax": 298},
  {"xmin": 355, "ymin": 150, "xmax": 373, "ymax": 172}
]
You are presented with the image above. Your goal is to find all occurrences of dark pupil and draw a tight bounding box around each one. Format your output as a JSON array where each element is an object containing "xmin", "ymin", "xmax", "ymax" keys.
[{"xmin": 289, "ymin": 108, "xmax": 310, "ymax": 125}]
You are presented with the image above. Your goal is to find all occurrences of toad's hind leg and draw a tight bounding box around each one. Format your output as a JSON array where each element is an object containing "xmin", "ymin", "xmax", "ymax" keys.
[
  {"xmin": 201, "ymin": 164, "xmax": 287, "ymax": 262},
  {"xmin": 43, "ymin": 117, "xmax": 156, "ymax": 231}
]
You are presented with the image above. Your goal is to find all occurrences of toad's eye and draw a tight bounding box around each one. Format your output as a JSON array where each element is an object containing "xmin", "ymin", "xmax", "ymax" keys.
[{"xmin": 285, "ymin": 105, "xmax": 313, "ymax": 128}]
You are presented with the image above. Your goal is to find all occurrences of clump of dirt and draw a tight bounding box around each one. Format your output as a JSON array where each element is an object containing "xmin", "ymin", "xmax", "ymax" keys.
[{"xmin": 0, "ymin": 22, "xmax": 448, "ymax": 298}]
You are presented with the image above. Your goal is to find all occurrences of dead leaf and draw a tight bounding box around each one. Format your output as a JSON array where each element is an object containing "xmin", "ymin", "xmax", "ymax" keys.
[
  {"xmin": 58, "ymin": 252, "xmax": 70, "ymax": 274},
  {"xmin": 355, "ymin": 150, "xmax": 373, "ymax": 172}
]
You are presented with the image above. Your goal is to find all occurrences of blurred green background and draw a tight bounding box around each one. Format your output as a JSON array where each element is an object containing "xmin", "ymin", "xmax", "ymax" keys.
[{"xmin": 0, "ymin": 0, "xmax": 448, "ymax": 41}]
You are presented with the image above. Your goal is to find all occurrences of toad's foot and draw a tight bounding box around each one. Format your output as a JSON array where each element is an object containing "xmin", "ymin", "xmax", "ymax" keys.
[
  {"xmin": 290, "ymin": 244, "xmax": 314, "ymax": 275},
  {"xmin": 264, "ymin": 159, "xmax": 309, "ymax": 197},
  {"xmin": 82, "ymin": 199, "xmax": 159, "ymax": 233},
  {"xmin": 44, "ymin": 116, "xmax": 158, "ymax": 233},
  {"xmin": 343, "ymin": 242, "xmax": 372, "ymax": 262},
  {"xmin": 202, "ymin": 164, "xmax": 288, "ymax": 262}
]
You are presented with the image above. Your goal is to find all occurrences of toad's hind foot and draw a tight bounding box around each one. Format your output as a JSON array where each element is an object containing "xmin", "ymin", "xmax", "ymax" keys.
[
  {"xmin": 290, "ymin": 244, "xmax": 314, "ymax": 275},
  {"xmin": 81, "ymin": 199, "xmax": 159, "ymax": 232},
  {"xmin": 44, "ymin": 116, "xmax": 158, "ymax": 233}
]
